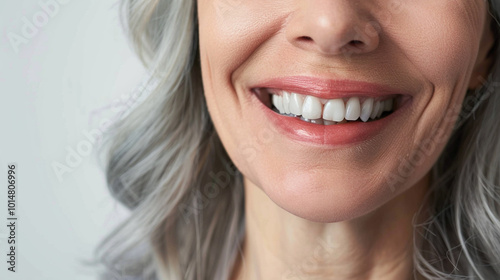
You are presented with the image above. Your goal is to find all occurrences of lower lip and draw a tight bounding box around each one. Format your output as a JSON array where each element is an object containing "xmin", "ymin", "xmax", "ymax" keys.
[{"xmin": 251, "ymin": 91, "xmax": 410, "ymax": 147}]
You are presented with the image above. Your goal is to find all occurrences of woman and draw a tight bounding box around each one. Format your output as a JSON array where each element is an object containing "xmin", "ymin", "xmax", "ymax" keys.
[{"xmin": 96, "ymin": 0, "xmax": 500, "ymax": 279}]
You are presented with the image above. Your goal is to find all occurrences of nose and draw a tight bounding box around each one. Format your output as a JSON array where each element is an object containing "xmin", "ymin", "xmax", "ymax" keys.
[{"xmin": 285, "ymin": 1, "xmax": 380, "ymax": 56}]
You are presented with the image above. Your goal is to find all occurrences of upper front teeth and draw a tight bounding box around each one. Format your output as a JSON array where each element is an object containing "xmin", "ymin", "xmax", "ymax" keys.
[
  {"xmin": 302, "ymin": 95, "xmax": 322, "ymax": 119},
  {"xmin": 271, "ymin": 91, "xmax": 394, "ymax": 122}
]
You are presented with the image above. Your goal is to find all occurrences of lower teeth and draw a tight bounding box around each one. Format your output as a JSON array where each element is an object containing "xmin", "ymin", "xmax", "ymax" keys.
[
  {"xmin": 300, "ymin": 117, "xmax": 324, "ymax": 125},
  {"xmin": 272, "ymin": 107, "xmax": 391, "ymax": 124}
]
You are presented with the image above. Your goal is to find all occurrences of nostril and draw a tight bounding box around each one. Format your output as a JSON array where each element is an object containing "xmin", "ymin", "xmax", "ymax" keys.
[
  {"xmin": 349, "ymin": 40, "xmax": 364, "ymax": 47},
  {"xmin": 298, "ymin": 36, "xmax": 314, "ymax": 42}
]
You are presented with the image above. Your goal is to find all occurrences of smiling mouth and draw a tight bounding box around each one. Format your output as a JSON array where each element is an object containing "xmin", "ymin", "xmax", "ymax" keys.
[{"xmin": 253, "ymin": 88, "xmax": 402, "ymax": 125}]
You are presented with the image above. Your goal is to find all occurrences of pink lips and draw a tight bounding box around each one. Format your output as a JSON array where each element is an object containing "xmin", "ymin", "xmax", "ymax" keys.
[
  {"xmin": 249, "ymin": 76, "xmax": 411, "ymax": 147},
  {"xmin": 254, "ymin": 76, "xmax": 406, "ymax": 99}
]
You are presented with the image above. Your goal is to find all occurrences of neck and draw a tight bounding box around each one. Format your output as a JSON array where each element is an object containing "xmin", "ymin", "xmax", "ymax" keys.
[{"xmin": 231, "ymin": 174, "xmax": 430, "ymax": 280}]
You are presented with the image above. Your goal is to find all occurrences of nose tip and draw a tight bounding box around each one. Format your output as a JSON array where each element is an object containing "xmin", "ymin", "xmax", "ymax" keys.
[{"xmin": 285, "ymin": 2, "xmax": 381, "ymax": 56}]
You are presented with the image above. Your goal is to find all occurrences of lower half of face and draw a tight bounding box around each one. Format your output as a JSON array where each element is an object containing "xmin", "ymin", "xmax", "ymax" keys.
[{"xmin": 197, "ymin": 0, "xmax": 492, "ymax": 222}]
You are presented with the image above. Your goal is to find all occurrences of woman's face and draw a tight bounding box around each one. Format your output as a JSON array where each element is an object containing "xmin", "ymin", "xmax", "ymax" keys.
[{"xmin": 197, "ymin": 0, "xmax": 494, "ymax": 222}]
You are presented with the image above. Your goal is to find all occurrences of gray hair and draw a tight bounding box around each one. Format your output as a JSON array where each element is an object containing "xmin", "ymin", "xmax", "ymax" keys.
[{"xmin": 94, "ymin": 1, "xmax": 500, "ymax": 279}]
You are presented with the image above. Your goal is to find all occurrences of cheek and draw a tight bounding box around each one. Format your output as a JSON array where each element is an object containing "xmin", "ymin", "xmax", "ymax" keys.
[
  {"xmin": 198, "ymin": 1, "xmax": 286, "ymax": 79},
  {"xmin": 388, "ymin": 1, "xmax": 485, "ymax": 148},
  {"xmin": 197, "ymin": 0, "xmax": 289, "ymax": 172},
  {"xmin": 394, "ymin": 2, "xmax": 483, "ymax": 84}
]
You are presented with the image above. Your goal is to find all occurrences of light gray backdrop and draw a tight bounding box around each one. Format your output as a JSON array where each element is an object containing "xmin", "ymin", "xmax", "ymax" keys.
[{"xmin": 0, "ymin": 0, "xmax": 145, "ymax": 279}]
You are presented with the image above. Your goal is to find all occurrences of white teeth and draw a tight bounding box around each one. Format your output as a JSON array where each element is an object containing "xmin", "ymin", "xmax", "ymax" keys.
[
  {"xmin": 322, "ymin": 100, "xmax": 334, "ymax": 120},
  {"xmin": 360, "ymin": 98, "xmax": 374, "ymax": 122},
  {"xmin": 282, "ymin": 91, "xmax": 291, "ymax": 114},
  {"xmin": 270, "ymin": 91, "xmax": 396, "ymax": 124},
  {"xmin": 376, "ymin": 101, "xmax": 384, "ymax": 118},
  {"xmin": 323, "ymin": 99, "xmax": 345, "ymax": 122},
  {"xmin": 302, "ymin": 96, "xmax": 323, "ymax": 119},
  {"xmin": 370, "ymin": 101, "xmax": 380, "ymax": 120},
  {"xmin": 289, "ymin": 92, "xmax": 305, "ymax": 115},
  {"xmin": 273, "ymin": 94, "xmax": 284, "ymax": 114},
  {"xmin": 345, "ymin": 97, "xmax": 361, "ymax": 121}
]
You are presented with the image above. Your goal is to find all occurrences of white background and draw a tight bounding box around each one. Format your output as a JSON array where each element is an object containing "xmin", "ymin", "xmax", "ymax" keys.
[{"xmin": 0, "ymin": 0, "xmax": 145, "ymax": 279}]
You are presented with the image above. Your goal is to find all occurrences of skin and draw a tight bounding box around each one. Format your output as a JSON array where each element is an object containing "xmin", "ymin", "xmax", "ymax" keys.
[{"xmin": 196, "ymin": 0, "xmax": 495, "ymax": 279}]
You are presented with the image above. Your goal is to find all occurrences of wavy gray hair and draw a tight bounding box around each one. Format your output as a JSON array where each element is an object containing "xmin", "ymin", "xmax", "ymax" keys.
[{"xmin": 95, "ymin": 1, "xmax": 500, "ymax": 279}]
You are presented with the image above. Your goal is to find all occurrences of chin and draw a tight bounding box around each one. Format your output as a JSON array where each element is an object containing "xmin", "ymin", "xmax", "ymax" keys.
[{"xmin": 249, "ymin": 165, "xmax": 409, "ymax": 223}]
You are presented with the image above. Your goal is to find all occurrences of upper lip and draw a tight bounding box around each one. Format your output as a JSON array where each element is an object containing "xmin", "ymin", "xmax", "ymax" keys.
[{"xmin": 250, "ymin": 76, "xmax": 409, "ymax": 99}]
